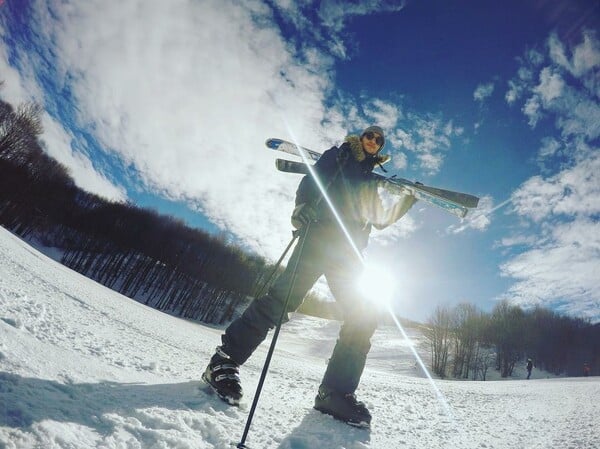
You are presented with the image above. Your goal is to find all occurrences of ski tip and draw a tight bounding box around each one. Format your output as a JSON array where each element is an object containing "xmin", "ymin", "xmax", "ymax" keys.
[{"xmin": 265, "ymin": 138, "xmax": 283, "ymax": 149}]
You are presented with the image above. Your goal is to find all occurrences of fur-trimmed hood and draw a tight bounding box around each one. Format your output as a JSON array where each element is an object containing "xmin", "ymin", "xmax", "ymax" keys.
[{"xmin": 345, "ymin": 135, "xmax": 391, "ymax": 166}]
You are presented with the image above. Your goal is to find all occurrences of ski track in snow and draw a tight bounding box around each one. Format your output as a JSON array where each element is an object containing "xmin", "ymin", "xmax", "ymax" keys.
[{"xmin": 0, "ymin": 226, "xmax": 598, "ymax": 449}]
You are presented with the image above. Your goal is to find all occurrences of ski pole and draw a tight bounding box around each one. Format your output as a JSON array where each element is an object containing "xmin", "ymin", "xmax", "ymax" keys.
[
  {"xmin": 250, "ymin": 161, "xmax": 339, "ymax": 300},
  {"xmin": 252, "ymin": 230, "xmax": 299, "ymax": 299},
  {"xmin": 236, "ymin": 223, "xmax": 310, "ymax": 449}
]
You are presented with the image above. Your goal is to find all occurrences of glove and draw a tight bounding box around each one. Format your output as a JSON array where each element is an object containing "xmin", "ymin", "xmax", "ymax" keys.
[
  {"xmin": 336, "ymin": 146, "xmax": 351, "ymax": 165},
  {"xmin": 291, "ymin": 203, "xmax": 318, "ymax": 229}
]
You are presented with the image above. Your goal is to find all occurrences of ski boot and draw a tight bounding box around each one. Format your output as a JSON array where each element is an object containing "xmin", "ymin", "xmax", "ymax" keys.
[
  {"xmin": 314, "ymin": 385, "xmax": 371, "ymax": 428},
  {"xmin": 202, "ymin": 347, "xmax": 243, "ymax": 405}
]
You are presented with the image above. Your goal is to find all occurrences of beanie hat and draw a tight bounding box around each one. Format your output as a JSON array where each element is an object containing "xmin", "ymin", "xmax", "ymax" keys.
[{"xmin": 361, "ymin": 125, "xmax": 385, "ymax": 150}]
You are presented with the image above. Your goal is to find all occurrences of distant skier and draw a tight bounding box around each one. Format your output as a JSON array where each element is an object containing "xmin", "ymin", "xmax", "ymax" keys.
[
  {"xmin": 583, "ymin": 362, "xmax": 591, "ymax": 377},
  {"xmin": 526, "ymin": 359, "xmax": 533, "ymax": 380},
  {"xmin": 202, "ymin": 126, "xmax": 416, "ymax": 427}
]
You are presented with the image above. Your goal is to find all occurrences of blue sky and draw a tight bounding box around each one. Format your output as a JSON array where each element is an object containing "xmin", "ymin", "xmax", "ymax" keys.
[{"xmin": 1, "ymin": 0, "xmax": 598, "ymax": 323}]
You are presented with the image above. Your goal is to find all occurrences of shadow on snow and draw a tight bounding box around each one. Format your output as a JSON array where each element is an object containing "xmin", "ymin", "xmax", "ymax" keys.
[
  {"xmin": 1, "ymin": 371, "xmax": 372, "ymax": 448},
  {"xmin": 275, "ymin": 410, "xmax": 370, "ymax": 449},
  {"xmin": 0, "ymin": 371, "xmax": 231, "ymax": 434}
]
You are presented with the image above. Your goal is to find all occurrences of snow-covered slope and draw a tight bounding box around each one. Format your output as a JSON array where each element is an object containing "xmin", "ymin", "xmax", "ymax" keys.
[{"xmin": 0, "ymin": 226, "xmax": 598, "ymax": 449}]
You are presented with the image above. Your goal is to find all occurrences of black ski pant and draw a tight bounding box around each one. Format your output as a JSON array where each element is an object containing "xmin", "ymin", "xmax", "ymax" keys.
[{"xmin": 221, "ymin": 223, "xmax": 378, "ymax": 394}]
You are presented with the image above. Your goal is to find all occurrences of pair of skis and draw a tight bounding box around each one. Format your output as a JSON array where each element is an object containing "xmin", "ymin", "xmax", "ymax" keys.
[{"xmin": 266, "ymin": 138, "xmax": 479, "ymax": 218}]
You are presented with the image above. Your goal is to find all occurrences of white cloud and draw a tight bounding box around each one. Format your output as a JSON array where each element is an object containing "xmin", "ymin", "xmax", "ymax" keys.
[
  {"xmin": 0, "ymin": 43, "xmax": 37, "ymax": 104},
  {"xmin": 0, "ymin": 0, "xmax": 425, "ymax": 260},
  {"xmin": 511, "ymin": 175, "xmax": 563, "ymax": 222},
  {"xmin": 2, "ymin": 0, "xmax": 321, "ymax": 258},
  {"xmin": 271, "ymin": 0, "xmax": 406, "ymax": 60},
  {"xmin": 549, "ymin": 31, "xmax": 600, "ymax": 77},
  {"xmin": 537, "ymin": 136, "xmax": 561, "ymax": 160},
  {"xmin": 572, "ymin": 31, "xmax": 600, "ymax": 76},
  {"xmin": 543, "ymin": 33, "xmax": 600, "ymax": 138},
  {"xmin": 363, "ymin": 98, "xmax": 402, "ymax": 129},
  {"xmin": 390, "ymin": 128, "xmax": 412, "ymax": 150},
  {"xmin": 526, "ymin": 48, "xmax": 545, "ymax": 66},
  {"xmin": 499, "ymin": 219, "xmax": 600, "ymax": 321},
  {"xmin": 447, "ymin": 195, "xmax": 497, "ymax": 234},
  {"xmin": 417, "ymin": 152, "xmax": 444, "ymax": 173},
  {"xmin": 505, "ymin": 57, "xmax": 539, "ymax": 105},
  {"xmin": 445, "ymin": 121, "xmax": 463, "ymax": 137},
  {"xmin": 555, "ymin": 91, "xmax": 600, "ymax": 140},
  {"xmin": 547, "ymin": 33, "xmax": 570, "ymax": 70},
  {"xmin": 511, "ymin": 152, "xmax": 600, "ymax": 221},
  {"xmin": 495, "ymin": 234, "xmax": 537, "ymax": 249},
  {"xmin": 40, "ymin": 114, "xmax": 127, "ymax": 201},
  {"xmin": 391, "ymin": 151, "xmax": 407, "ymax": 170},
  {"xmin": 500, "ymin": 30, "xmax": 600, "ymax": 320},
  {"xmin": 318, "ymin": 0, "xmax": 406, "ymax": 33},
  {"xmin": 371, "ymin": 213, "xmax": 418, "ymax": 246},
  {"xmin": 522, "ymin": 96, "xmax": 542, "ymax": 127},
  {"xmin": 473, "ymin": 82, "xmax": 494, "ymax": 102},
  {"xmin": 397, "ymin": 116, "xmax": 459, "ymax": 174},
  {"xmin": 505, "ymin": 82, "xmax": 519, "ymax": 105},
  {"xmin": 0, "ymin": 29, "xmax": 126, "ymax": 201},
  {"xmin": 534, "ymin": 68, "xmax": 564, "ymax": 105},
  {"xmin": 551, "ymin": 155, "xmax": 600, "ymax": 217}
]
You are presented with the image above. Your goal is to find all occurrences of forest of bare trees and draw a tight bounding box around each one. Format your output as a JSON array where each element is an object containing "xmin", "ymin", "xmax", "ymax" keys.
[
  {"xmin": 426, "ymin": 300, "xmax": 599, "ymax": 379},
  {"xmin": 0, "ymin": 95, "xmax": 274, "ymax": 324}
]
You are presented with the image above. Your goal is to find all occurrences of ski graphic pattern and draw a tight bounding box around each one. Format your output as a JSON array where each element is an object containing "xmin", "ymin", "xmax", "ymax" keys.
[
  {"xmin": 266, "ymin": 138, "xmax": 321, "ymax": 162},
  {"xmin": 267, "ymin": 138, "xmax": 480, "ymax": 218}
]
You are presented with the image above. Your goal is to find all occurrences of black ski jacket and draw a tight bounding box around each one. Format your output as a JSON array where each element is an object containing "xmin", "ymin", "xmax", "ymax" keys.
[{"xmin": 294, "ymin": 140, "xmax": 382, "ymax": 250}]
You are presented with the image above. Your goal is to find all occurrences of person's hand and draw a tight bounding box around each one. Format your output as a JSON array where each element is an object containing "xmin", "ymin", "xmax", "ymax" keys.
[
  {"xmin": 336, "ymin": 146, "xmax": 350, "ymax": 165},
  {"xmin": 291, "ymin": 203, "xmax": 318, "ymax": 229}
]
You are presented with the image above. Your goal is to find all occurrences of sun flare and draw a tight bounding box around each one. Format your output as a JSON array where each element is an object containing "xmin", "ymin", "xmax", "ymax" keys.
[{"xmin": 357, "ymin": 262, "xmax": 396, "ymax": 308}]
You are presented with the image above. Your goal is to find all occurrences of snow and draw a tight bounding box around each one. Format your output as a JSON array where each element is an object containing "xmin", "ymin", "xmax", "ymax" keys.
[{"xmin": 0, "ymin": 226, "xmax": 598, "ymax": 449}]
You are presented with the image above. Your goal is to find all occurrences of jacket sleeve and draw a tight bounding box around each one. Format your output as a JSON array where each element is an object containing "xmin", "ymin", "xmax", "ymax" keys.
[{"xmin": 357, "ymin": 179, "xmax": 417, "ymax": 230}]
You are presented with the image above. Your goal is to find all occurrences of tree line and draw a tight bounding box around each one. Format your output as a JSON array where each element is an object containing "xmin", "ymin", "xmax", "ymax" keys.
[
  {"xmin": 0, "ymin": 94, "xmax": 278, "ymax": 324},
  {"xmin": 426, "ymin": 300, "xmax": 599, "ymax": 379}
]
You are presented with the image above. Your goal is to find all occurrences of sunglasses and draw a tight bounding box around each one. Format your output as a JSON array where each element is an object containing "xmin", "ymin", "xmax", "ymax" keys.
[{"xmin": 362, "ymin": 131, "xmax": 383, "ymax": 146}]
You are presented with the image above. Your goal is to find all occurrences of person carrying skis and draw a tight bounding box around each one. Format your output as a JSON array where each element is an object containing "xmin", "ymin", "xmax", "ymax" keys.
[{"xmin": 203, "ymin": 126, "xmax": 416, "ymax": 427}]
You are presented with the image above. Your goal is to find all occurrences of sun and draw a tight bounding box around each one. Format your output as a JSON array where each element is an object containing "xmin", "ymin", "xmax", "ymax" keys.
[{"xmin": 357, "ymin": 261, "xmax": 396, "ymax": 308}]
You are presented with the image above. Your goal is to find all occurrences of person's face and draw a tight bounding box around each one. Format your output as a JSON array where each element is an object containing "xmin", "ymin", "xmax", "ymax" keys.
[{"xmin": 361, "ymin": 131, "xmax": 383, "ymax": 155}]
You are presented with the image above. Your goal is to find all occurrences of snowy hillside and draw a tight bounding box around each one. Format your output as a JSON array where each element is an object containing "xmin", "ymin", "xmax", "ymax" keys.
[{"xmin": 0, "ymin": 226, "xmax": 598, "ymax": 449}]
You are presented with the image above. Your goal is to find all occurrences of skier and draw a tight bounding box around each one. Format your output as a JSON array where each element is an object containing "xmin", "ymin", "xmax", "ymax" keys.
[
  {"xmin": 203, "ymin": 126, "xmax": 416, "ymax": 427},
  {"xmin": 583, "ymin": 362, "xmax": 591, "ymax": 377},
  {"xmin": 526, "ymin": 359, "xmax": 533, "ymax": 380}
]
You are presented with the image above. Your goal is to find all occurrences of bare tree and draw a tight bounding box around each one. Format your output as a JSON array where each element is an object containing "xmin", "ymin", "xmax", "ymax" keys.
[
  {"xmin": 426, "ymin": 305, "xmax": 452, "ymax": 378},
  {"xmin": 450, "ymin": 303, "xmax": 481, "ymax": 378},
  {"xmin": 488, "ymin": 300, "xmax": 526, "ymax": 377},
  {"xmin": 471, "ymin": 349, "xmax": 494, "ymax": 381},
  {"xmin": 0, "ymin": 102, "xmax": 43, "ymax": 160}
]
